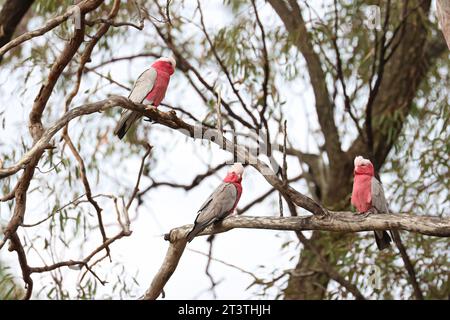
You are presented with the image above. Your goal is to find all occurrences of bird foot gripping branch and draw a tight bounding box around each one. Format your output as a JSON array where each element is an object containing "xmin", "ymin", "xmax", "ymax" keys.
[{"xmin": 143, "ymin": 105, "xmax": 156, "ymax": 123}]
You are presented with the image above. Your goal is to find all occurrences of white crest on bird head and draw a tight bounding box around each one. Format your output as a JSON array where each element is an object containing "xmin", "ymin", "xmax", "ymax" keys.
[
  {"xmin": 228, "ymin": 162, "xmax": 244, "ymax": 176},
  {"xmin": 354, "ymin": 155, "xmax": 372, "ymax": 167},
  {"xmin": 156, "ymin": 56, "xmax": 176, "ymax": 69}
]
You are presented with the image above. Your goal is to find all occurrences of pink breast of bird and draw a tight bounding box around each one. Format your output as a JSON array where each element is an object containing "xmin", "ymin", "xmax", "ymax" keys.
[
  {"xmin": 145, "ymin": 69, "xmax": 171, "ymax": 107},
  {"xmin": 351, "ymin": 174, "xmax": 372, "ymax": 213},
  {"xmin": 231, "ymin": 183, "xmax": 242, "ymax": 211},
  {"xmin": 223, "ymin": 172, "xmax": 243, "ymax": 212}
]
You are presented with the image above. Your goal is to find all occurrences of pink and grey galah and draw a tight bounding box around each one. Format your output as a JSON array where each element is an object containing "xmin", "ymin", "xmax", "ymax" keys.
[
  {"xmin": 186, "ymin": 163, "xmax": 244, "ymax": 242},
  {"xmin": 351, "ymin": 156, "xmax": 392, "ymax": 250},
  {"xmin": 114, "ymin": 56, "xmax": 176, "ymax": 139}
]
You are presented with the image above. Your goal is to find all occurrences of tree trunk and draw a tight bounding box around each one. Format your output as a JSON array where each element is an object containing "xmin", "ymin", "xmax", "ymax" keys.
[
  {"xmin": 0, "ymin": 0, "xmax": 34, "ymax": 62},
  {"xmin": 283, "ymin": 1, "xmax": 447, "ymax": 299},
  {"xmin": 284, "ymin": 164, "xmax": 354, "ymax": 299}
]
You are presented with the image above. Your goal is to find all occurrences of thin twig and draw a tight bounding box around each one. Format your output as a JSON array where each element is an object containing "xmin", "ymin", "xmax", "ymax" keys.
[
  {"xmin": 126, "ymin": 143, "xmax": 153, "ymax": 211},
  {"xmin": 278, "ymin": 120, "xmax": 288, "ymax": 217},
  {"xmin": 391, "ymin": 230, "xmax": 424, "ymax": 300},
  {"xmin": 63, "ymin": 135, "xmax": 111, "ymax": 261},
  {"xmin": 204, "ymin": 235, "xmax": 218, "ymax": 298},
  {"xmin": 215, "ymin": 87, "xmax": 223, "ymax": 139},
  {"xmin": 188, "ymin": 248, "xmax": 259, "ymax": 280},
  {"xmin": 8, "ymin": 233, "xmax": 33, "ymax": 300}
]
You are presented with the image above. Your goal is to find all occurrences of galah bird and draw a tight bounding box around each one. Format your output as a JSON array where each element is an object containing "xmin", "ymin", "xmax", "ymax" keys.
[
  {"xmin": 351, "ymin": 156, "xmax": 392, "ymax": 250},
  {"xmin": 114, "ymin": 56, "xmax": 176, "ymax": 139},
  {"xmin": 186, "ymin": 163, "xmax": 244, "ymax": 242}
]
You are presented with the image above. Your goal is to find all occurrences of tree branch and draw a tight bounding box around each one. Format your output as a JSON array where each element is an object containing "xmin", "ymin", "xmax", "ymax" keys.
[
  {"xmin": 8, "ymin": 233, "xmax": 33, "ymax": 299},
  {"xmin": 29, "ymin": 0, "xmax": 104, "ymax": 143},
  {"xmin": 143, "ymin": 237, "xmax": 187, "ymax": 300},
  {"xmin": 196, "ymin": 0, "xmax": 258, "ymax": 129},
  {"xmin": 0, "ymin": 0, "xmax": 104, "ymax": 61},
  {"xmin": 168, "ymin": 213, "xmax": 450, "ymax": 240},
  {"xmin": 126, "ymin": 143, "xmax": 152, "ymax": 210},
  {"xmin": 295, "ymin": 231, "xmax": 366, "ymax": 300},
  {"xmin": 143, "ymin": 212, "xmax": 449, "ymax": 299},
  {"xmin": 0, "ymin": 0, "xmax": 34, "ymax": 63},
  {"xmin": 138, "ymin": 162, "xmax": 227, "ymax": 197},
  {"xmin": 0, "ymin": 96, "xmax": 327, "ymax": 217},
  {"xmin": 150, "ymin": 20, "xmax": 257, "ymax": 129},
  {"xmin": 391, "ymin": 230, "xmax": 424, "ymax": 300},
  {"xmin": 268, "ymin": 0, "xmax": 343, "ymax": 162}
]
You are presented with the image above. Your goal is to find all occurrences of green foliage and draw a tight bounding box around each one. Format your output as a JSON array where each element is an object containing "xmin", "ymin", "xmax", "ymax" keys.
[
  {"xmin": 0, "ymin": 265, "xmax": 24, "ymax": 299},
  {"xmin": 0, "ymin": 0, "xmax": 448, "ymax": 300}
]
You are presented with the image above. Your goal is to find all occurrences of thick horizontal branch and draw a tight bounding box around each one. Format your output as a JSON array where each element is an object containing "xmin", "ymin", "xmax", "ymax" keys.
[
  {"xmin": 1, "ymin": 96, "xmax": 324, "ymax": 217},
  {"xmin": 0, "ymin": 98, "xmax": 119, "ymax": 179},
  {"xmin": 143, "ymin": 211, "xmax": 449, "ymax": 299},
  {"xmin": 165, "ymin": 212, "xmax": 450, "ymax": 241},
  {"xmin": 0, "ymin": 0, "xmax": 34, "ymax": 63},
  {"xmin": 0, "ymin": 0, "xmax": 104, "ymax": 59}
]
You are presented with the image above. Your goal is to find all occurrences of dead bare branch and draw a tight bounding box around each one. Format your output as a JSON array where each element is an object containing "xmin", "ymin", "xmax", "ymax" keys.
[{"xmin": 143, "ymin": 212, "xmax": 449, "ymax": 299}]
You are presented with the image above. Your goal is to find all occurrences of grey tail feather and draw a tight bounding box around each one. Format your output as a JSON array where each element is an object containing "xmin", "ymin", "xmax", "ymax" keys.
[
  {"xmin": 114, "ymin": 111, "xmax": 139, "ymax": 140},
  {"xmin": 374, "ymin": 230, "xmax": 392, "ymax": 250},
  {"xmin": 186, "ymin": 222, "xmax": 210, "ymax": 242}
]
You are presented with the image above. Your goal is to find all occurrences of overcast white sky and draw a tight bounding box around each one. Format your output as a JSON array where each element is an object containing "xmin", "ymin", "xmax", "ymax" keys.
[{"xmin": 0, "ymin": 0, "xmax": 431, "ymax": 299}]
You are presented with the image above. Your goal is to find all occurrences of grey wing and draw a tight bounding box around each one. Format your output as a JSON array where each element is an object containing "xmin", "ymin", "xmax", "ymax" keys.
[
  {"xmin": 114, "ymin": 68, "xmax": 157, "ymax": 139},
  {"xmin": 194, "ymin": 183, "xmax": 237, "ymax": 226},
  {"xmin": 197, "ymin": 182, "xmax": 227, "ymax": 212},
  {"xmin": 371, "ymin": 178, "xmax": 389, "ymax": 213},
  {"xmin": 128, "ymin": 67, "xmax": 157, "ymax": 103}
]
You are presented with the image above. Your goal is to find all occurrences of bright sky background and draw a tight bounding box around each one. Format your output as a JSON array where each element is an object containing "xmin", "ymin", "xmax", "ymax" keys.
[{"xmin": 0, "ymin": 0, "xmax": 429, "ymax": 299}]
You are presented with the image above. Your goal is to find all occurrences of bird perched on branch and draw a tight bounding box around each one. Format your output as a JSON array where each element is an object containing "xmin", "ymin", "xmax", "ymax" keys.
[
  {"xmin": 351, "ymin": 156, "xmax": 392, "ymax": 250},
  {"xmin": 186, "ymin": 163, "xmax": 244, "ymax": 242},
  {"xmin": 114, "ymin": 56, "xmax": 176, "ymax": 139}
]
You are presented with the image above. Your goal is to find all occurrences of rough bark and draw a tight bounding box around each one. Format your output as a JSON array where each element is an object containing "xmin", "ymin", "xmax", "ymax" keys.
[
  {"xmin": 277, "ymin": 1, "xmax": 448, "ymax": 300},
  {"xmin": 0, "ymin": 0, "xmax": 34, "ymax": 63},
  {"xmin": 144, "ymin": 212, "xmax": 450, "ymax": 300}
]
